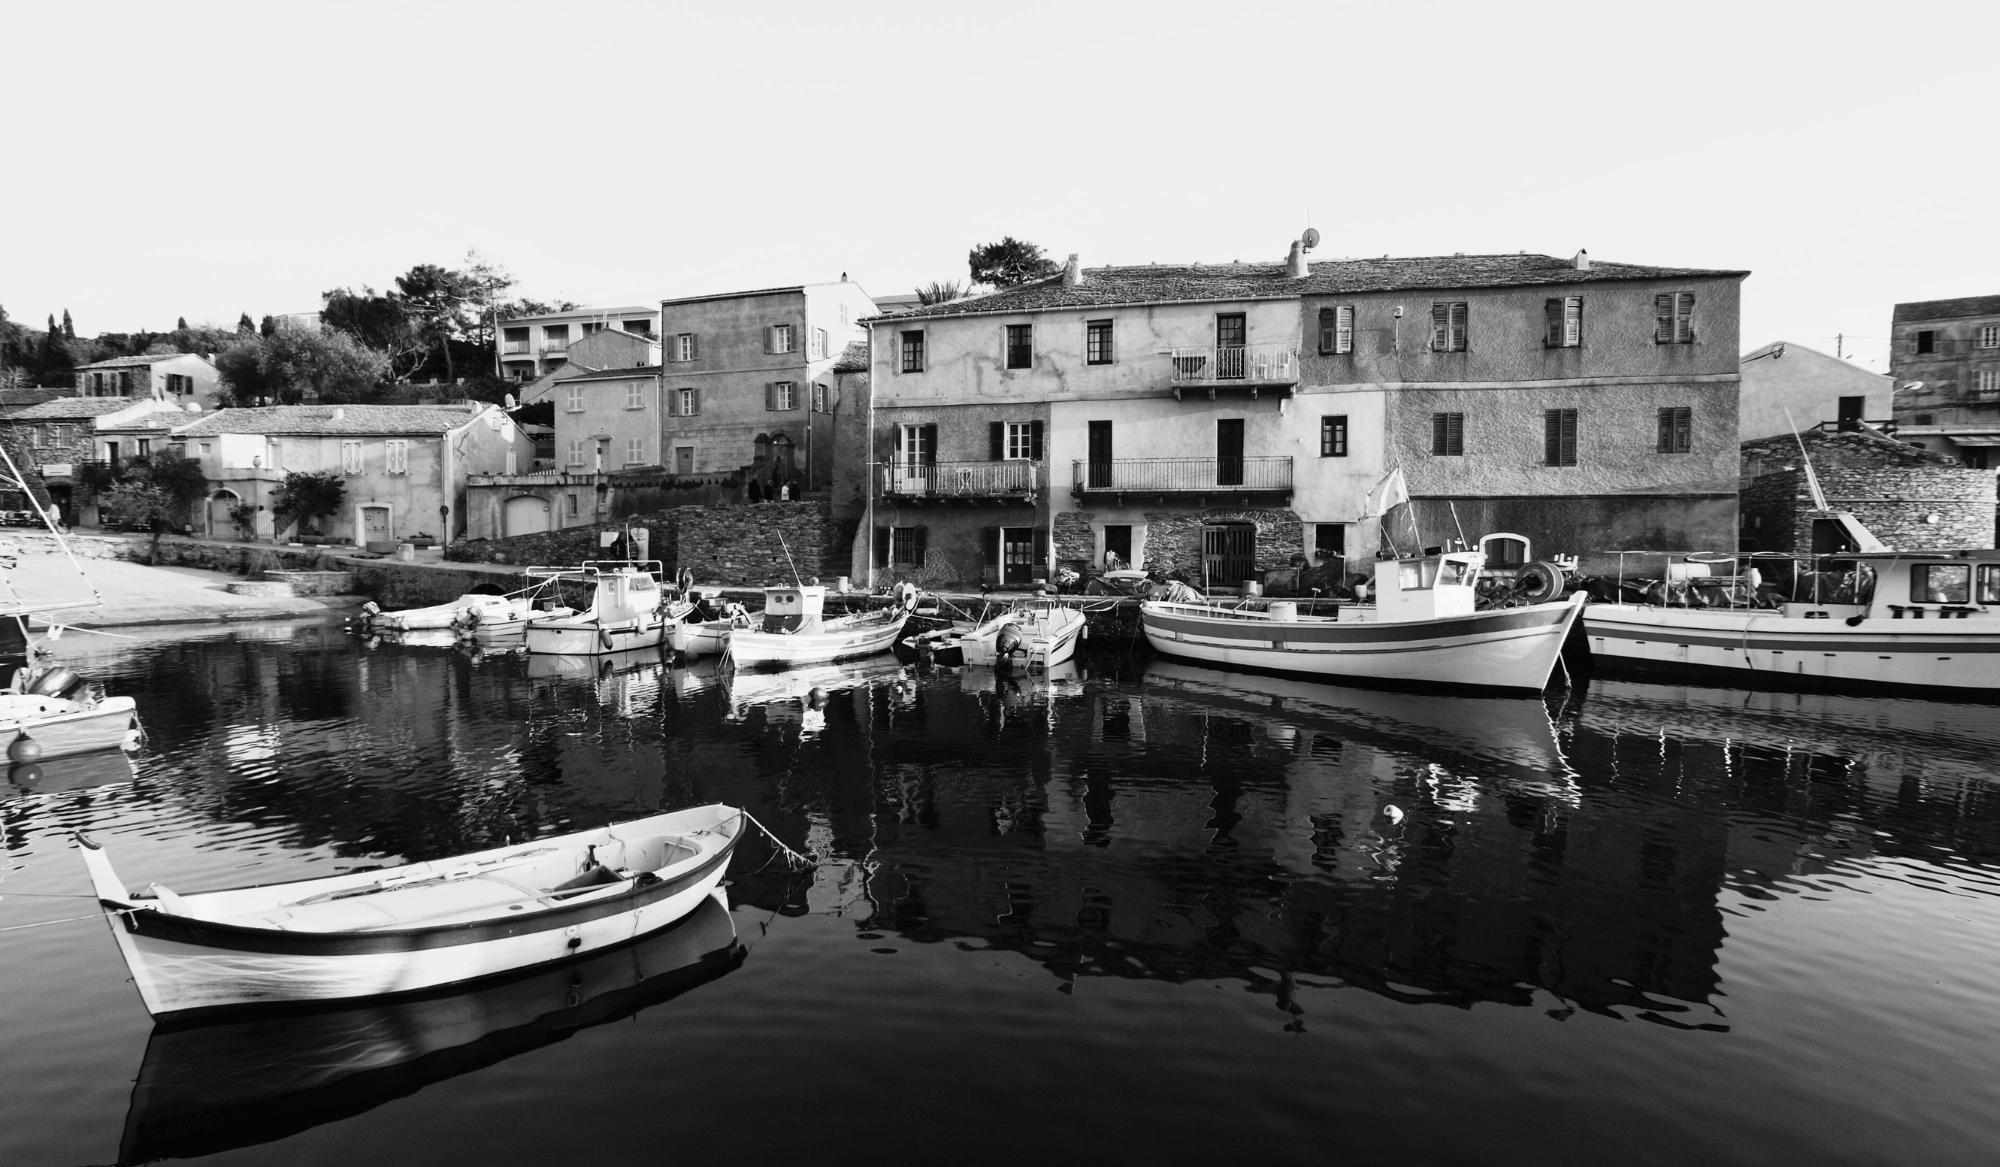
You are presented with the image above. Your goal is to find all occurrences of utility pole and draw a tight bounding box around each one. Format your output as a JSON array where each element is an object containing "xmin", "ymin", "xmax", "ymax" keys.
[{"xmin": 1837, "ymin": 333, "xmax": 1844, "ymax": 359}]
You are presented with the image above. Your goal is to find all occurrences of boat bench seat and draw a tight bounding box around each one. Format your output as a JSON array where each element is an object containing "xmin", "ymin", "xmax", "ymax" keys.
[{"xmin": 593, "ymin": 834, "xmax": 697, "ymax": 873}]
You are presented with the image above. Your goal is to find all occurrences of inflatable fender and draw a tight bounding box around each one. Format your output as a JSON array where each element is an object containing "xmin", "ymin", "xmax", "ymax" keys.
[{"xmin": 1517, "ymin": 560, "xmax": 1565, "ymax": 603}]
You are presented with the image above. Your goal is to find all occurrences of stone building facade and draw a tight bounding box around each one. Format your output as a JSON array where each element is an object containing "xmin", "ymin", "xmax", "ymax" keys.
[
  {"xmin": 1888, "ymin": 294, "xmax": 2000, "ymax": 469},
  {"xmin": 1738, "ymin": 429, "xmax": 1995, "ymax": 552}
]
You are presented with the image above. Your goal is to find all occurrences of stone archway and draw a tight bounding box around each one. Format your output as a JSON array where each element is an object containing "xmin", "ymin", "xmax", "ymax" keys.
[{"xmin": 206, "ymin": 489, "xmax": 241, "ymax": 538}]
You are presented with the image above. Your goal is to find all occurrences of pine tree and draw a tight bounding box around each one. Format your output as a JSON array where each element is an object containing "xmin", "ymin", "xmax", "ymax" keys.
[
  {"xmin": 47, "ymin": 314, "xmax": 57, "ymax": 336},
  {"xmin": 260, "ymin": 315, "xmax": 276, "ymax": 338},
  {"xmin": 237, "ymin": 313, "xmax": 255, "ymax": 334},
  {"xmin": 177, "ymin": 316, "xmax": 189, "ymax": 331},
  {"xmin": 61, "ymin": 309, "xmax": 74, "ymax": 338}
]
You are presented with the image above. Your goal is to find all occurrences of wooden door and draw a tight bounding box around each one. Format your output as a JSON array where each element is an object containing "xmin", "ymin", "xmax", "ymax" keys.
[
  {"xmin": 1087, "ymin": 420, "xmax": 1113, "ymax": 489},
  {"xmin": 1215, "ymin": 313, "xmax": 1247, "ymax": 379},
  {"xmin": 1202, "ymin": 522, "xmax": 1255, "ymax": 588},
  {"xmin": 1216, "ymin": 418, "xmax": 1244, "ymax": 486}
]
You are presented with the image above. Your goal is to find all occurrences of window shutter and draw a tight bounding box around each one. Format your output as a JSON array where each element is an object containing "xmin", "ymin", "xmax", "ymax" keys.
[
  {"xmin": 1337, "ymin": 305, "xmax": 1353, "ymax": 354},
  {"xmin": 764, "ymin": 326, "xmax": 775, "ymax": 354},
  {"xmin": 1030, "ymin": 420, "xmax": 1044, "ymax": 460},
  {"xmin": 1545, "ymin": 299, "xmax": 1563, "ymax": 347},
  {"xmin": 1452, "ymin": 303, "xmax": 1467, "ymax": 351},
  {"xmin": 1319, "ymin": 307, "xmax": 1337, "ymax": 354},
  {"xmin": 765, "ymin": 383, "xmax": 777, "ymax": 411},
  {"xmin": 874, "ymin": 527, "xmax": 889, "ymax": 568},
  {"xmin": 922, "ymin": 424, "xmax": 937, "ymax": 466},
  {"xmin": 1655, "ymin": 293, "xmax": 1674, "ymax": 343},
  {"xmin": 1545, "ymin": 411, "xmax": 1561, "ymax": 462},
  {"xmin": 913, "ymin": 526, "xmax": 928, "ymax": 564},
  {"xmin": 1676, "ymin": 292, "xmax": 1696, "ymax": 343},
  {"xmin": 990, "ymin": 422, "xmax": 1004, "ymax": 460},
  {"xmin": 690, "ymin": 388, "xmax": 700, "ymax": 415},
  {"xmin": 689, "ymin": 335, "xmax": 699, "ymax": 360},
  {"xmin": 1033, "ymin": 526, "xmax": 1048, "ymax": 566},
  {"xmin": 983, "ymin": 526, "xmax": 1000, "ymax": 571},
  {"xmin": 1565, "ymin": 297, "xmax": 1582, "ymax": 347},
  {"xmin": 1431, "ymin": 302, "xmax": 1449, "ymax": 350}
]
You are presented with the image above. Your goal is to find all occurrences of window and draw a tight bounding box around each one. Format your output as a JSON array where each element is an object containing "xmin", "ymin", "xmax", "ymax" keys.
[
  {"xmin": 1086, "ymin": 319, "xmax": 1114, "ymax": 365},
  {"xmin": 1314, "ymin": 523, "xmax": 1346, "ymax": 565},
  {"xmin": 990, "ymin": 421, "xmax": 1044, "ymax": 461},
  {"xmin": 877, "ymin": 525, "xmax": 927, "ymax": 568},
  {"xmin": 673, "ymin": 387, "xmax": 700, "ymax": 416},
  {"xmin": 1544, "ymin": 409, "xmax": 1577, "ymax": 466},
  {"xmin": 674, "ymin": 333, "xmax": 698, "ymax": 362},
  {"xmin": 1430, "ymin": 302, "xmax": 1468, "ymax": 352},
  {"xmin": 1545, "ymin": 296, "xmax": 1582, "ymax": 348},
  {"xmin": 57, "ymin": 424, "xmax": 73, "ymax": 445},
  {"xmin": 503, "ymin": 327, "xmax": 529, "ymax": 353},
  {"xmin": 1319, "ymin": 305, "xmax": 1355, "ymax": 355},
  {"xmin": 812, "ymin": 382, "xmax": 829, "ymax": 413},
  {"xmin": 769, "ymin": 323, "xmax": 795, "ymax": 353},
  {"xmin": 812, "ymin": 328, "xmax": 829, "ymax": 358},
  {"xmin": 341, "ymin": 440, "xmax": 363, "ymax": 475},
  {"xmin": 566, "ymin": 493, "xmax": 580, "ymax": 517},
  {"xmin": 1980, "ymin": 564, "xmax": 2000, "ymax": 604},
  {"xmin": 767, "ymin": 381, "xmax": 798, "ymax": 411},
  {"xmin": 545, "ymin": 325, "xmax": 570, "ymax": 352},
  {"xmin": 166, "ymin": 373, "xmax": 192, "ymax": 395},
  {"xmin": 1978, "ymin": 371, "xmax": 2000, "ymax": 395},
  {"xmin": 623, "ymin": 319, "xmax": 652, "ymax": 336},
  {"xmin": 1320, "ymin": 414, "xmax": 1348, "ymax": 457},
  {"xmin": 1654, "ymin": 293, "xmax": 1695, "ymax": 344},
  {"xmin": 385, "ymin": 440, "xmax": 409, "ymax": 475},
  {"xmin": 565, "ymin": 385, "xmax": 585, "ymax": 413},
  {"xmin": 626, "ymin": 382, "xmax": 646, "ymax": 410},
  {"xmin": 900, "ymin": 330, "xmax": 925, "ymax": 373},
  {"xmin": 567, "ymin": 439, "xmax": 586, "ymax": 467},
  {"xmin": 1915, "ymin": 412, "xmax": 1935, "ymax": 425},
  {"xmin": 118, "ymin": 370, "xmax": 133, "ymax": 394},
  {"xmin": 1913, "ymin": 563, "xmax": 1971, "ymax": 605},
  {"xmin": 1431, "ymin": 412, "xmax": 1464, "ymax": 456},
  {"xmin": 1979, "ymin": 324, "xmax": 2000, "ymax": 349},
  {"xmin": 581, "ymin": 322, "xmax": 604, "ymax": 336},
  {"xmin": 1657, "ymin": 406, "xmax": 1693, "ymax": 453},
  {"xmin": 626, "ymin": 437, "xmax": 646, "ymax": 466},
  {"xmin": 1005, "ymin": 324, "xmax": 1033, "ymax": 369}
]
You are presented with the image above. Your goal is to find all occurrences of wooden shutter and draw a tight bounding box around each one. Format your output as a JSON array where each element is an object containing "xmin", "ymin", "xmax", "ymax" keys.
[
  {"xmin": 1655, "ymin": 294, "xmax": 1674, "ymax": 343},
  {"xmin": 1545, "ymin": 409, "xmax": 1576, "ymax": 465},
  {"xmin": 913, "ymin": 526, "xmax": 928, "ymax": 565},
  {"xmin": 1030, "ymin": 420, "xmax": 1044, "ymax": 460},
  {"xmin": 1431, "ymin": 302, "xmax": 1450, "ymax": 351},
  {"xmin": 990, "ymin": 422, "xmax": 1004, "ymax": 460},
  {"xmin": 765, "ymin": 383, "xmax": 777, "ymax": 411},
  {"xmin": 688, "ymin": 388, "xmax": 700, "ymax": 416},
  {"xmin": 922, "ymin": 424, "xmax": 937, "ymax": 466},
  {"xmin": 874, "ymin": 526, "xmax": 889, "ymax": 568},
  {"xmin": 1319, "ymin": 307, "xmax": 1337, "ymax": 354},
  {"xmin": 1033, "ymin": 526, "xmax": 1048, "ymax": 567},
  {"xmin": 1337, "ymin": 305, "xmax": 1353, "ymax": 354},
  {"xmin": 983, "ymin": 527, "xmax": 1000, "ymax": 578},
  {"xmin": 1545, "ymin": 299, "xmax": 1563, "ymax": 347},
  {"xmin": 689, "ymin": 334, "xmax": 699, "ymax": 360},
  {"xmin": 1675, "ymin": 292, "xmax": 1696, "ymax": 343}
]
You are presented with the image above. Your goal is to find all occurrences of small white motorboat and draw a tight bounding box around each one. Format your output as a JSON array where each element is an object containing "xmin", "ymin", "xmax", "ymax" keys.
[
  {"xmin": 959, "ymin": 597, "xmax": 1088, "ymax": 671},
  {"xmin": 0, "ymin": 660, "xmax": 142, "ymax": 760},
  {"xmin": 725, "ymin": 583, "xmax": 919, "ymax": 670},
  {"xmin": 670, "ymin": 596, "xmax": 760, "ymax": 659},
  {"xmin": 80, "ymin": 803, "xmax": 745, "ymax": 1019},
  {"xmin": 354, "ymin": 592, "xmax": 536, "ymax": 635},
  {"xmin": 522, "ymin": 561, "xmax": 694, "ymax": 655}
]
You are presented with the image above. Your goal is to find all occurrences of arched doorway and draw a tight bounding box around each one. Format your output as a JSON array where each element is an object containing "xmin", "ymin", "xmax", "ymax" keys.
[
  {"xmin": 504, "ymin": 494, "xmax": 552, "ymax": 536},
  {"xmin": 206, "ymin": 489, "xmax": 241, "ymax": 538}
]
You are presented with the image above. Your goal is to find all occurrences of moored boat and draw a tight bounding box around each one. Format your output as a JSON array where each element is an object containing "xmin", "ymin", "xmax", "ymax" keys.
[
  {"xmin": 0, "ymin": 662, "xmax": 142, "ymax": 759},
  {"xmin": 522, "ymin": 561, "xmax": 692, "ymax": 655},
  {"xmin": 958, "ymin": 597, "xmax": 1088, "ymax": 671},
  {"xmin": 1581, "ymin": 520, "xmax": 2000, "ymax": 696},
  {"xmin": 1141, "ymin": 546, "xmax": 1585, "ymax": 694},
  {"xmin": 79, "ymin": 803, "xmax": 744, "ymax": 1019},
  {"xmin": 725, "ymin": 583, "xmax": 919, "ymax": 670},
  {"xmin": 353, "ymin": 591, "xmax": 540, "ymax": 635},
  {"xmin": 669, "ymin": 596, "xmax": 759, "ymax": 659}
]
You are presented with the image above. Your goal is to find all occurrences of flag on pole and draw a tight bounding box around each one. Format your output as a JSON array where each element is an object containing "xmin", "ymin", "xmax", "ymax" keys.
[{"xmin": 1364, "ymin": 467, "xmax": 1409, "ymax": 518}]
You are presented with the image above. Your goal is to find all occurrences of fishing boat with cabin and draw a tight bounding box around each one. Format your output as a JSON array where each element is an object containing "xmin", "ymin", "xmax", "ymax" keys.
[
  {"xmin": 521, "ymin": 561, "xmax": 692, "ymax": 655},
  {"xmin": 1139, "ymin": 468, "xmax": 1584, "ymax": 695},
  {"xmin": 78, "ymin": 803, "xmax": 749, "ymax": 1019}
]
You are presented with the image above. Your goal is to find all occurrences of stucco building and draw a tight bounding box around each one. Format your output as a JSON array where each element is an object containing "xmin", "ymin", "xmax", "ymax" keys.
[
  {"xmin": 1888, "ymin": 294, "xmax": 2000, "ymax": 469},
  {"xmin": 498, "ymin": 306, "xmax": 659, "ymax": 383},
  {"xmin": 74, "ymin": 352, "xmax": 221, "ymax": 408},
  {"xmin": 1738, "ymin": 341, "xmax": 1895, "ymax": 441},
  {"xmin": 0, "ymin": 397, "xmax": 173, "ymax": 524},
  {"xmin": 863, "ymin": 247, "xmax": 1748, "ymax": 590},
  {"xmin": 171, "ymin": 404, "xmax": 530, "ymax": 545}
]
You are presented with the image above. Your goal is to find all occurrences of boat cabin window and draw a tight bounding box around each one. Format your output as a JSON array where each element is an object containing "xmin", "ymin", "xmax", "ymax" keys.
[
  {"xmin": 1437, "ymin": 559, "xmax": 1472, "ymax": 586},
  {"xmin": 1912, "ymin": 563, "xmax": 1971, "ymax": 605},
  {"xmin": 1980, "ymin": 565, "xmax": 2000, "ymax": 605}
]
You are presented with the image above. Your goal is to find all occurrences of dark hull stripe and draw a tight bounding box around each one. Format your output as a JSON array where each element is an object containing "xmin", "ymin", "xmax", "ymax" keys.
[
  {"xmin": 113, "ymin": 836, "xmax": 737, "ymax": 957},
  {"xmin": 1585, "ymin": 621, "xmax": 2000, "ymax": 656}
]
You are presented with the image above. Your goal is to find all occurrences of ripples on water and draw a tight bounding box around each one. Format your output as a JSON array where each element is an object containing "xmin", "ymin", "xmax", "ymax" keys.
[{"xmin": 2, "ymin": 621, "xmax": 1999, "ymax": 1166}]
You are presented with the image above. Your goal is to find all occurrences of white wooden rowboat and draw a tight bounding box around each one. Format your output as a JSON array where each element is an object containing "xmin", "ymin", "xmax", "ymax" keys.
[
  {"xmin": 80, "ymin": 803, "xmax": 743, "ymax": 1019},
  {"xmin": 726, "ymin": 583, "xmax": 918, "ymax": 670}
]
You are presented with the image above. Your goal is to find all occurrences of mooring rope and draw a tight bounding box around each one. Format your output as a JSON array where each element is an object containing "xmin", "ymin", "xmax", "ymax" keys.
[
  {"xmin": 739, "ymin": 809, "xmax": 816, "ymax": 870},
  {"xmin": 0, "ymin": 903, "xmax": 134, "ymax": 934}
]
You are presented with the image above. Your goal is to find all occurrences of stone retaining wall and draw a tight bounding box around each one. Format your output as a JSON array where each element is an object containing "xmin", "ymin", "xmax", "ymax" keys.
[
  {"xmin": 264, "ymin": 570, "xmax": 356, "ymax": 596},
  {"xmin": 445, "ymin": 502, "xmax": 844, "ymax": 588}
]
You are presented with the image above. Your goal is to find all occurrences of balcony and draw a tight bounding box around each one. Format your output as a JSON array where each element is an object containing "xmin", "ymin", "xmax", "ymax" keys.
[
  {"xmin": 879, "ymin": 459, "xmax": 1039, "ymax": 504},
  {"xmin": 501, "ymin": 340, "xmax": 531, "ymax": 355},
  {"xmin": 542, "ymin": 341, "xmax": 570, "ymax": 356},
  {"xmin": 1071, "ymin": 456, "xmax": 1293, "ymax": 504},
  {"xmin": 1166, "ymin": 344, "xmax": 1298, "ymax": 399}
]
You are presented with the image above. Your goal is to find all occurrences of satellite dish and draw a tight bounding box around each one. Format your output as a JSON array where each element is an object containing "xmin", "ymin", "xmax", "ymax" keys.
[{"xmin": 1301, "ymin": 227, "xmax": 1321, "ymax": 251}]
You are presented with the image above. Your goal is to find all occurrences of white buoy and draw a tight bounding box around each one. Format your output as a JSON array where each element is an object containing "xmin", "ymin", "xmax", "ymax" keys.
[{"xmin": 1383, "ymin": 804, "xmax": 1404, "ymax": 824}]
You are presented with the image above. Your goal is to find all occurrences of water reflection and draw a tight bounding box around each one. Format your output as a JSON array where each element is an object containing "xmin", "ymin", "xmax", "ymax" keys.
[{"xmin": 115, "ymin": 890, "xmax": 741, "ymax": 1166}]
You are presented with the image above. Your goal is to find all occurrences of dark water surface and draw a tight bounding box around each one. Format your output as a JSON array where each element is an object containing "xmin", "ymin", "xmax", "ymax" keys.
[{"xmin": 3, "ymin": 621, "xmax": 1999, "ymax": 1166}]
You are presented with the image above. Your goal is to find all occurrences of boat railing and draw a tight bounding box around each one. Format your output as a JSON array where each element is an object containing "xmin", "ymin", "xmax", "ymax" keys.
[{"xmin": 1601, "ymin": 549, "xmax": 1877, "ymax": 609}]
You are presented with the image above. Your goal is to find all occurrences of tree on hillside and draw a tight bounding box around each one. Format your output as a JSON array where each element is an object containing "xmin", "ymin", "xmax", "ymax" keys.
[
  {"xmin": 61, "ymin": 309, "xmax": 74, "ymax": 339},
  {"xmin": 176, "ymin": 316, "xmax": 189, "ymax": 331},
  {"xmin": 461, "ymin": 249, "xmax": 515, "ymax": 359},
  {"xmin": 396, "ymin": 262, "xmax": 478, "ymax": 384},
  {"xmin": 36, "ymin": 326, "xmax": 76, "ymax": 387},
  {"xmin": 259, "ymin": 314, "xmax": 277, "ymax": 338},
  {"xmin": 237, "ymin": 312, "xmax": 256, "ymax": 334},
  {"xmin": 968, "ymin": 237, "xmax": 1059, "ymax": 288},
  {"xmin": 270, "ymin": 470, "xmax": 346, "ymax": 539},
  {"xmin": 915, "ymin": 280, "xmax": 966, "ymax": 305},
  {"xmin": 322, "ymin": 286, "xmax": 426, "ymax": 380},
  {"xmin": 214, "ymin": 329, "xmax": 389, "ymax": 406}
]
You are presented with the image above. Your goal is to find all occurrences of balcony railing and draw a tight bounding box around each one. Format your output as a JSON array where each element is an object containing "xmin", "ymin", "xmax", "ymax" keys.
[
  {"xmin": 879, "ymin": 459, "xmax": 1039, "ymax": 500},
  {"xmin": 1167, "ymin": 344, "xmax": 1298, "ymax": 385},
  {"xmin": 501, "ymin": 340, "xmax": 531, "ymax": 355},
  {"xmin": 1072, "ymin": 456, "xmax": 1293, "ymax": 495},
  {"xmin": 542, "ymin": 341, "xmax": 569, "ymax": 355}
]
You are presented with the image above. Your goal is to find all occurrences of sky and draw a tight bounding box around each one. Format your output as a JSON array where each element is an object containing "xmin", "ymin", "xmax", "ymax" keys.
[{"xmin": 6, "ymin": 0, "xmax": 1997, "ymax": 374}]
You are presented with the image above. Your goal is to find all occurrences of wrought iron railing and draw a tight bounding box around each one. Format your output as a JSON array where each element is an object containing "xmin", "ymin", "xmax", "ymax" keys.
[
  {"xmin": 879, "ymin": 459, "xmax": 1039, "ymax": 498},
  {"xmin": 1166, "ymin": 343, "xmax": 1298, "ymax": 384},
  {"xmin": 1071, "ymin": 456, "xmax": 1293, "ymax": 493}
]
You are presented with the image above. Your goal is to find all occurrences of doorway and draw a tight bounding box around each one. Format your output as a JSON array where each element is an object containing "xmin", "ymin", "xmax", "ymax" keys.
[
  {"xmin": 1216, "ymin": 418, "xmax": 1244, "ymax": 486},
  {"xmin": 1001, "ymin": 526, "xmax": 1039, "ymax": 586},
  {"xmin": 1202, "ymin": 522, "xmax": 1256, "ymax": 588},
  {"xmin": 361, "ymin": 505, "xmax": 391, "ymax": 547},
  {"xmin": 1087, "ymin": 421, "xmax": 1113, "ymax": 489}
]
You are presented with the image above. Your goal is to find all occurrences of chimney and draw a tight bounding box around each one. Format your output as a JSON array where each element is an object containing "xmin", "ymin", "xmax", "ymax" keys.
[
  {"xmin": 1062, "ymin": 253, "xmax": 1082, "ymax": 287},
  {"xmin": 1573, "ymin": 249, "xmax": 1590, "ymax": 271},
  {"xmin": 1286, "ymin": 239, "xmax": 1310, "ymax": 279},
  {"xmin": 331, "ymin": 406, "xmax": 345, "ymax": 421}
]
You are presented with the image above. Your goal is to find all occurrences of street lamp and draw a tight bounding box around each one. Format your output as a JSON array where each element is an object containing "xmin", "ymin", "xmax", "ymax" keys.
[{"xmin": 251, "ymin": 455, "xmax": 262, "ymax": 542}]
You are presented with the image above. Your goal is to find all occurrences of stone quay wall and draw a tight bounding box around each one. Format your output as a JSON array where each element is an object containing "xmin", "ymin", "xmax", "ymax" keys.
[{"xmin": 447, "ymin": 501, "xmax": 845, "ymax": 588}]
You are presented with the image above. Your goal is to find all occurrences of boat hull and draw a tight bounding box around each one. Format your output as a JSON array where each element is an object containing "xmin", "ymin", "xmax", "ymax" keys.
[
  {"xmin": 1582, "ymin": 602, "xmax": 2000, "ymax": 695},
  {"xmin": 960, "ymin": 607, "xmax": 1086, "ymax": 670},
  {"xmin": 670, "ymin": 618, "xmax": 734, "ymax": 658},
  {"xmin": 727, "ymin": 611, "xmax": 910, "ymax": 669},
  {"xmin": 0, "ymin": 694, "xmax": 140, "ymax": 758},
  {"xmin": 524, "ymin": 608, "xmax": 682, "ymax": 655},
  {"xmin": 81, "ymin": 805, "xmax": 742, "ymax": 1019},
  {"xmin": 1141, "ymin": 594, "xmax": 1583, "ymax": 694}
]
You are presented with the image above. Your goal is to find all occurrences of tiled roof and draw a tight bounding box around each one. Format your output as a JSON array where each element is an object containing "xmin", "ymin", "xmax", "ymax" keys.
[
  {"xmin": 97, "ymin": 406, "xmax": 195, "ymax": 432},
  {"xmin": 1891, "ymin": 295, "xmax": 2000, "ymax": 323},
  {"xmin": 171, "ymin": 403, "xmax": 488, "ymax": 437},
  {"xmin": 75, "ymin": 351, "xmax": 212, "ymax": 370},
  {"xmin": 874, "ymin": 254, "xmax": 1749, "ymax": 322},
  {"xmin": 660, "ymin": 285, "xmax": 803, "ymax": 307},
  {"xmin": 832, "ymin": 339, "xmax": 869, "ymax": 374},
  {"xmin": 0, "ymin": 387, "xmax": 66, "ymax": 409},
  {"xmin": 6, "ymin": 396, "xmax": 155, "ymax": 420},
  {"xmin": 553, "ymin": 365, "xmax": 662, "ymax": 383}
]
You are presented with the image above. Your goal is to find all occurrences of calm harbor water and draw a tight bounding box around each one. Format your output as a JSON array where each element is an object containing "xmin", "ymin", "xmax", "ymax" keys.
[{"xmin": 3, "ymin": 620, "xmax": 1999, "ymax": 1166}]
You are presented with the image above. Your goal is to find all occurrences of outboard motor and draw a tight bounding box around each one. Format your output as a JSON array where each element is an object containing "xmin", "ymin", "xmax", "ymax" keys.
[{"xmin": 27, "ymin": 666, "xmax": 85, "ymax": 698}]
